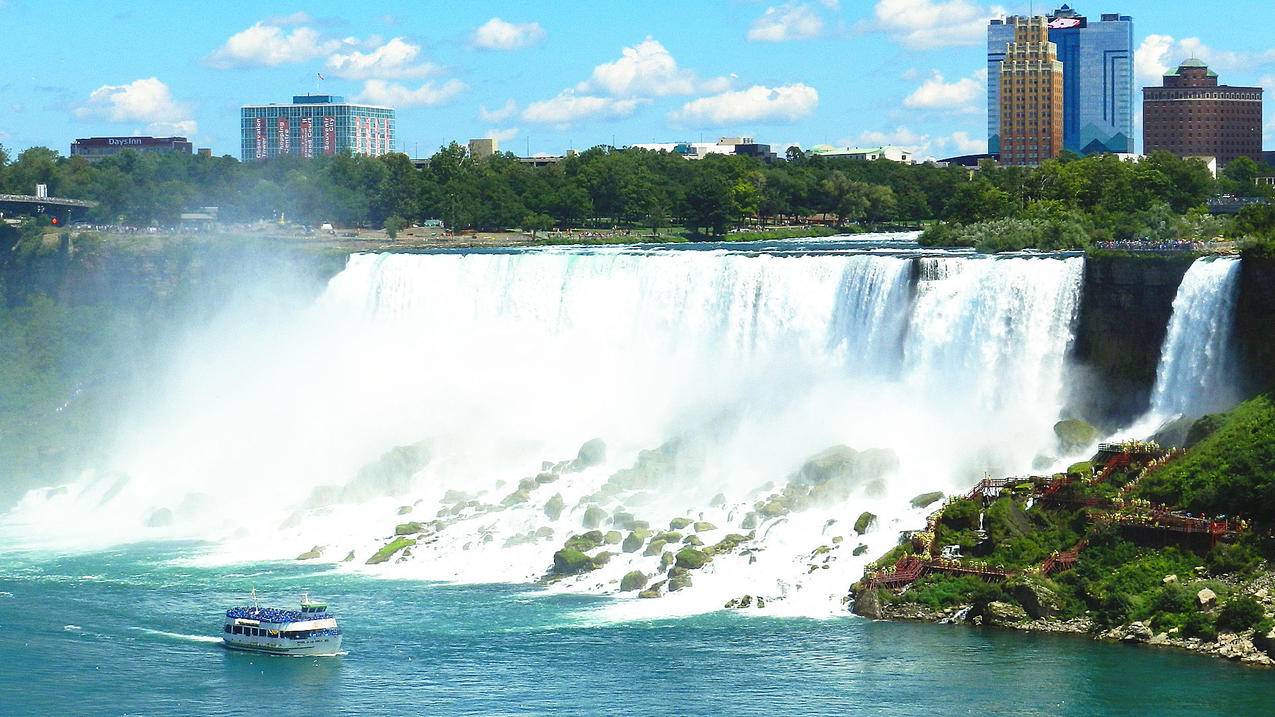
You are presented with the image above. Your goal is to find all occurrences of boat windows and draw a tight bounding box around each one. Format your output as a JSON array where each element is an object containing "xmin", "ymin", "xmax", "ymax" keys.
[
  {"xmin": 223, "ymin": 625, "xmax": 231, "ymax": 633},
  {"xmin": 232, "ymin": 625, "xmax": 243, "ymax": 635}
]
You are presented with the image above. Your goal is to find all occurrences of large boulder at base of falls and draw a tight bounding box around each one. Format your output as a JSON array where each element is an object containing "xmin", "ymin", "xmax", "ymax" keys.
[
  {"xmin": 395, "ymin": 521, "xmax": 424, "ymax": 536},
  {"xmin": 1007, "ymin": 576, "xmax": 1062, "ymax": 619},
  {"xmin": 583, "ymin": 505, "xmax": 608, "ymax": 530},
  {"xmin": 309, "ymin": 440, "xmax": 431, "ymax": 508},
  {"xmin": 669, "ymin": 517, "xmax": 693, "ymax": 530},
  {"xmin": 675, "ymin": 547, "xmax": 711, "ymax": 570},
  {"xmin": 564, "ymin": 531, "xmax": 605, "ymax": 552},
  {"xmin": 622, "ymin": 529, "xmax": 651, "ymax": 553},
  {"xmin": 366, "ymin": 537, "xmax": 416, "ymax": 565},
  {"xmin": 569, "ymin": 439, "xmax": 607, "ymax": 471},
  {"xmin": 144, "ymin": 507, "xmax": 174, "ymax": 528},
  {"xmin": 668, "ymin": 570, "xmax": 693, "ymax": 592},
  {"xmin": 604, "ymin": 530, "xmax": 623, "ymax": 545},
  {"xmin": 620, "ymin": 571, "xmax": 648, "ymax": 592},
  {"xmin": 983, "ymin": 601, "xmax": 1029, "ymax": 626},
  {"xmin": 295, "ymin": 545, "xmax": 324, "ymax": 561},
  {"xmin": 552, "ymin": 548, "xmax": 595, "ymax": 575},
  {"xmin": 544, "ymin": 493, "xmax": 566, "ymax": 521},
  {"xmin": 692, "ymin": 521, "xmax": 717, "ymax": 533},
  {"xmin": 910, "ymin": 491, "xmax": 945, "ymax": 509},
  {"xmin": 643, "ymin": 539, "xmax": 669, "ymax": 557},
  {"xmin": 795, "ymin": 445, "xmax": 860, "ymax": 485},
  {"xmin": 854, "ymin": 512, "xmax": 877, "ymax": 535},
  {"xmin": 1053, "ymin": 419, "xmax": 1099, "ymax": 453}
]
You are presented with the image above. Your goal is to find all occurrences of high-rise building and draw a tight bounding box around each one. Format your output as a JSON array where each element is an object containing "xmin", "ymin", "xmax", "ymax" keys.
[
  {"xmin": 70, "ymin": 136, "xmax": 193, "ymax": 162},
  {"xmin": 1143, "ymin": 59, "xmax": 1264, "ymax": 165},
  {"xmin": 988, "ymin": 6, "xmax": 1133, "ymax": 157},
  {"xmin": 468, "ymin": 138, "xmax": 498, "ymax": 159},
  {"xmin": 240, "ymin": 95, "xmax": 395, "ymax": 162},
  {"xmin": 997, "ymin": 16, "xmax": 1064, "ymax": 166}
]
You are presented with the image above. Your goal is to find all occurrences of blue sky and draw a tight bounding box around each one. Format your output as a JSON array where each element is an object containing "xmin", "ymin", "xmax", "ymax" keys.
[{"xmin": 1, "ymin": 0, "xmax": 1273, "ymax": 159}]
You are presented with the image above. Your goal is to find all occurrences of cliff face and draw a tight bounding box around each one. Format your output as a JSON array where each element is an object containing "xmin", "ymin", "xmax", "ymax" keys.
[
  {"xmin": 1235, "ymin": 257, "xmax": 1275, "ymax": 394},
  {"xmin": 1068, "ymin": 256, "xmax": 1194, "ymax": 426}
]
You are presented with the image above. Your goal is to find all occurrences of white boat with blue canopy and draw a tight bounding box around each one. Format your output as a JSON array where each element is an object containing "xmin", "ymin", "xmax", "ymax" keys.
[{"xmin": 222, "ymin": 592, "xmax": 342, "ymax": 657}]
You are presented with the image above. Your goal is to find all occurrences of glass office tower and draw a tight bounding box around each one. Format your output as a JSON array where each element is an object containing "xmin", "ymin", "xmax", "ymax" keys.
[
  {"xmin": 240, "ymin": 95, "xmax": 396, "ymax": 161},
  {"xmin": 988, "ymin": 6, "xmax": 1133, "ymax": 156}
]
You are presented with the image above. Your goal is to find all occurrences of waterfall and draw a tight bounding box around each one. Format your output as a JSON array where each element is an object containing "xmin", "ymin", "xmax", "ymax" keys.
[
  {"xmin": 1147, "ymin": 257, "xmax": 1242, "ymax": 420},
  {"xmin": 1, "ymin": 245, "xmax": 1087, "ymax": 616}
]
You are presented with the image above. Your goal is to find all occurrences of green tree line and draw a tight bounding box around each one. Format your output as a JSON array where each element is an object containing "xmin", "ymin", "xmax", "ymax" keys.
[{"xmin": 1, "ymin": 142, "xmax": 1272, "ymax": 242}]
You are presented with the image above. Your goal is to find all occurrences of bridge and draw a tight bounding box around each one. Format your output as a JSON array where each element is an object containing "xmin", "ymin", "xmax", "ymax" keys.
[{"xmin": 0, "ymin": 192, "xmax": 97, "ymax": 224}]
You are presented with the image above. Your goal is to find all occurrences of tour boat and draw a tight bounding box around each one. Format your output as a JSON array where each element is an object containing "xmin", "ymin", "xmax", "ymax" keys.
[{"xmin": 222, "ymin": 591, "xmax": 342, "ymax": 657}]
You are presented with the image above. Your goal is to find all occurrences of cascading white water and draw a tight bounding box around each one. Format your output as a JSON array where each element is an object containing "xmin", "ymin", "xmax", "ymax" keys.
[
  {"xmin": 1, "ymin": 242, "xmax": 1087, "ymax": 617},
  {"xmin": 1146, "ymin": 257, "xmax": 1242, "ymax": 420}
]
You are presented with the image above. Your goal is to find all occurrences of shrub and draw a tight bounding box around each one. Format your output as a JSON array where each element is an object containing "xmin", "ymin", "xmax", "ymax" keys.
[
  {"xmin": 1207, "ymin": 540, "xmax": 1263, "ymax": 577},
  {"xmin": 1182, "ymin": 611, "xmax": 1218, "ymax": 642},
  {"xmin": 1216, "ymin": 596, "xmax": 1265, "ymax": 632},
  {"xmin": 1095, "ymin": 592, "xmax": 1133, "ymax": 628},
  {"xmin": 940, "ymin": 499, "xmax": 980, "ymax": 532}
]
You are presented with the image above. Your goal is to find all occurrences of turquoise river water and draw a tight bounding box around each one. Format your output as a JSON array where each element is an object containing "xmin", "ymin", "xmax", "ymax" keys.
[{"xmin": 2, "ymin": 542, "xmax": 1273, "ymax": 716}]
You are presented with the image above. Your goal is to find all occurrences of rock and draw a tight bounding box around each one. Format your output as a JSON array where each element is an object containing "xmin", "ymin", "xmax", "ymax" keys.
[
  {"xmin": 1163, "ymin": 574, "xmax": 1178, "ymax": 586},
  {"xmin": 675, "ymin": 547, "xmax": 711, "ymax": 570},
  {"xmin": 983, "ymin": 601, "xmax": 1029, "ymax": 626},
  {"xmin": 653, "ymin": 531, "xmax": 683, "ymax": 543},
  {"xmin": 564, "ymin": 531, "xmax": 604, "ymax": 552},
  {"xmin": 573, "ymin": 438, "xmax": 607, "ymax": 470},
  {"xmin": 669, "ymin": 517, "xmax": 693, "ymax": 530},
  {"xmin": 620, "ymin": 571, "xmax": 648, "ymax": 592},
  {"xmin": 741, "ymin": 512, "xmax": 760, "ymax": 529},
  {"xmin": 395, "ymin": 521, "xmax": 424, "ymax": 536},
  {"xmin": 501, "ymin": 488, "xmax": 531, "ymax": 507},
  {"xmin": 910, "ymin": 491, "xmax": 944, "ymax": 509},
  {"xmin": 144, "ymin": 507, "xmax": 174, "ymax": 528},
  {"xmin": 684, "ymin": 535, "xmax": 704, "ymax": 547},
  {"xmin": 760, "ymin": 500, "xmax": 788, "ymax": 518},
  {"xmin": 668, "ymin": 572, "xmax": 693, "ymax": 592},
  {"xmin": 831, "ymin": 535, "xmax": 844, "ymax": 544},
  {"xmin": 710, "ymin": 493, "xmax": 726, "ymax": 508},
  {"xmin": 366, "ymin": 537, "xmax": 416, "ymax": 565},
  {"xmin": 535, "ymin": 526, "xmax": 555, "ymax": 539},
  {"xmin": 852, "ymin": 588, "xmax": 882, "ymax": 618},
  {"xmin": 660, "ymin": 551, "xmax": 675, "ymax": 568},
  {"xmin": 442, "ymin": 489, "xmax": 469, "ymax": 504},
  {"xmin": 692, "ymin": 521, "xmax": 717, "ymax": 532},
  {"xmin": 1053, "ymin": 419, "xmax": 1099, "ymax": 452},
  {"xmin": 604, "ymin": 530, "xmax": 622, "ymax": 545},
  {"xmin": 1122, "ymin": 622, "xmax": 1153, "ymax": 642},
  {"xmin": 643, "ymin": 539, "xmax": 668, "ymax": 557},
  {"xmin": 710, "ymin": 533, "xmax": 751, "ymax": 554},
  {"xmin": 551, "ymin": 548, "xmax": 594, "ymax": 575},
  {"xmin": 1198, "ymin": 588, "xmax": 1218, "ymax": 609},
  {"xmin": 854, "ymin": 512, "xmax": 877, "ymax": 535},
  {"xmin": 583, "ymin": 505, "xmax": 608, "ymax": 530},
  {"xmin": 544, "ymin": 493, "xmax": 565, "ymax": 521},
  {"xmin": 308, "ymin": 441, "xmax": 430, "ymax": 508},
  {"xmin": 591, "ymin": 551, "xmax": 613, "ymax": 568},
  {"xmin": 639, "ymin": 581, "xmax": 665, "ymax": 599},
  {"xmin": 397, "ymin": 505, "xmax": 413, "ymax": 515},
  {"xmin": 852, "ymin": 544, "xmax": 868, "ymax": 556},
  {"xmin": 622, "ymin": 529, "xmax": 651, "ymax": 553},
  {"xmin": 1186, "ymin": 414, "xmax": 1224, "ymax": 448},
  {"xmin": 342, "ymin": 550, "xmax": 355, "ymax": 562},
  {"xmin": 295, "ymin": 546, "xmax": 324, "ymax": 561},
  {"xmin": 755, "ymin": 597, "xmax": 766, "ymax": 609},
  {"xmin": 795, "ymin": 445, "xmax": 860, "ymax": 485},
  {"xmin": 534, "ymin": 472, "xmax": 559, "ymax": 485},
  {"xmin": 1007, "ymin": 576, "xmax": 1061, "ymax": 620}
]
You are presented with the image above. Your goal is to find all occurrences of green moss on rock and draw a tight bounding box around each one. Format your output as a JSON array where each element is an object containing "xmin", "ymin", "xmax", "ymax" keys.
[
  {"xmin": 692, "ymin": 521, "xmax": 717, "ymax": 532},
  {"xmin": 669, "ymin": 517, "xmax": 693, "ymax": 530},
  {"xmin": 366, "ymin": 537, "xmax": 416, "ymax": 565},
  {"xmin": 394, "ymin": 521, "xmax": 424, "ymax": 536},
  {"xmin": 854, "ymin": 512, "xmax": 877, "ymax": 535},
  {"xmin": 544, "ymin": 493, "xmax": 565, "ymax": 521},
  {"xmin": 582, "ymin": 505, "xmax": 608, "ymax": 529},
  {"xmin": 910, "ymin": 491, "xmax": 944, "ymax": 509},
  {"xmin": 675, "ymin": 547, "xmax": 711, "ymax": 569},
  {"xmin": 620, "ymin": 571, "xmax": 648, "ymax": 591},
  {"xmin": 622, "ymin": 529, "xmax": 651, "ymax": 553}
]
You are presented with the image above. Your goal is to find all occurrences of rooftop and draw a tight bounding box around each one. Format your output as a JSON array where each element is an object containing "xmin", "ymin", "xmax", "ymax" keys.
[{"xmin": 1165, "ymin": 58, "xmax": 1219, "ymax": 77}]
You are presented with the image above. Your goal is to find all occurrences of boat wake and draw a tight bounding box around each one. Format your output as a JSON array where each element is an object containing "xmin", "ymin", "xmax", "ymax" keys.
[{"xmin": 133, "ymin": 627, "xmax": 224, "ymax": 645}]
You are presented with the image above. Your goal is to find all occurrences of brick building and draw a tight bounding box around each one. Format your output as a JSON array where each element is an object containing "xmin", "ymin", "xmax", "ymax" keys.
[{"xmin": 1143, "ymin": 59, "xmax": 1263, "ymax": 165}]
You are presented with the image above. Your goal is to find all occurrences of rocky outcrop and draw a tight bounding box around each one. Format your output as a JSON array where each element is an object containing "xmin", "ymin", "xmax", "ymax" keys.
[
  {"xmin": 909, "ymin": 492, "xmax": 944, "ymax": 509},
  {"xmin": 1053, "ymin": 419, "xmax": 1099, "ymax": 452},
  {"xmin": 295, "ymin": 545, "xmax": 324, "ymax": 561},
  {"xmin": 620, "ymin": 571, "xmax": 647, "ymax": 592},
  {"xmin": 854, "ymin": 512, "xmax": 877, "ymax": 535},
  {"xmin": 675, "ymin": 547, "xmax": 710, "ymax": 570},
  {"xmin": 1007, "ymin": 576, "xmax": 1062, "ymax": 619},
  {"xmin": 544, "ymin": 493, "xmax": 565, "ymax": 520},
  {"xmin": 982, "ymin": 601, "xmax": 1029, "ymax": 626},
  {"xmin": 366, "ymin": 537, "xmax": 415, "ymax": 565}
]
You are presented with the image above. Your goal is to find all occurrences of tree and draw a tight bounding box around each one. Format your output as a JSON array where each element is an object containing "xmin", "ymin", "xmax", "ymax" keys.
[
  {"xmin": 383, "ymin": 215, "xmax": 406, "ymax": 240},
  {"xmin": 819, "ymin": 171, "xmax": 869, "ymax": 225},
  {"xmin": 521, "ymin": 212, "xmax": 553, "ymax": 238}
]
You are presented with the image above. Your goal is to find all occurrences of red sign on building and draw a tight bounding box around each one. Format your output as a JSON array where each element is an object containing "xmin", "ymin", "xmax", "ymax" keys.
[
  {"xmin": 254, "ymin": 118, "xmax": 266, "ymax": 159},
  {"xmin": 276, "ymin": 117, "xmax": 291, "ymax": 156},
  {"xmin": 322, "ymin": 116, "xmax": 335, "ymax": 155},
  {"xmin": 299, "ymin": 117, "xmax": 313, "ymax": 159}
]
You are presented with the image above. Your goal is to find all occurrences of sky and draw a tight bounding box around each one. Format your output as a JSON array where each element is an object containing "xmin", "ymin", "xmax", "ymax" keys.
[{"xmin": 1, "ymin": 0, "xmax": 1273, "ymax": 160}]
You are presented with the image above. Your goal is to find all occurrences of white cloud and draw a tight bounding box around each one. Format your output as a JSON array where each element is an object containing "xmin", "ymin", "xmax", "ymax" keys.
[
  {"xmin": 671, "ymin": 83, "xmax": 818, "ymax": 127},
  {"xmin": 1135, "ymin": 35, "xmax": 1275, "ymax": 85},
  {"xmin": 522, "ymin": 92, "xmax": 645, "ymax": 125},
  {"xmin": 845, "ymin": 126, "xmax": 985, "ymax": 158},
  {"xmin": 854, "ymin": 126, "xmax": 930, "ymax": 149},
  {"xmin": 904, "ymin": 69, "xmax": 983, "ymax": 111},
  {"xmin": 472, "ymin": 17, "xmax": 546, "ymax": 50},
  {"xmin": 355, "ymin": 79, "xmax": 467, "ymax": 108},
  {"xmin": 75, "ymin": 77, "xmax": 198, "ymax": 135},
  {"xmin": 873, "ymin": 0, "xmax": 1004, "ymax": 50},
  {"xmin": 264, "ymin": 11, "xmax": 313, "ymax": 26},
  {"xmin": 485, "ymin": 128, "xmax": 520, "ymax": 144},
  {"xmin": 946, "ymin": 130, "xmax": 985, "ymax": 155},
  {"xmin": 206, "ymin": 22, "xmax": 339, "ymax": 68},
  {"xmin": 580, "ymin": 38, "xmax": 716, "ymax": 97},
  {"xmin": 479, "ymin": 99, "xmax": 519, "ymax": 123},
  {"xmin": 748, "ymin": 4, "xmax": 824, "ymax": 42},
  {"xmin": 326, "ymin": 37, "xmax": 438, "ymax": 79}
]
